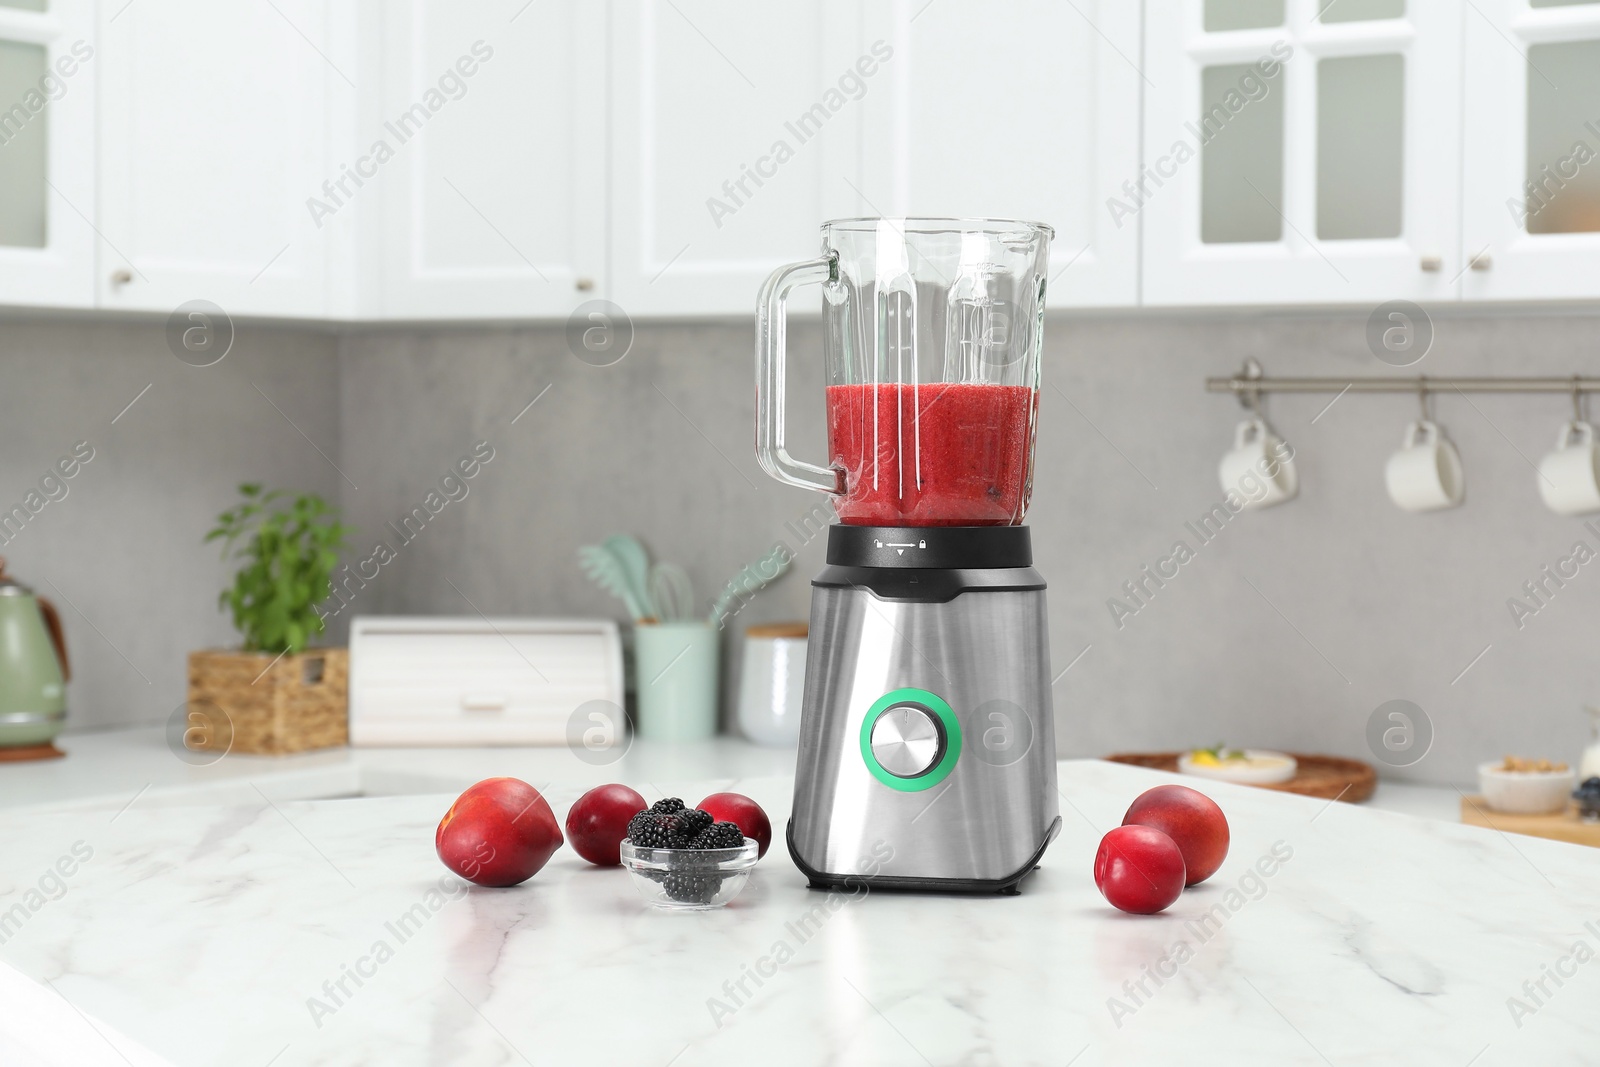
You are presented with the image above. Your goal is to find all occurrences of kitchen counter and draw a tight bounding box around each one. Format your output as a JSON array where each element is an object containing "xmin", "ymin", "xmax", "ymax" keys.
[
  {"xmin": 0, "ymin": 758, "xmax": 1595, "ymax": 1066},
  {"xmin": 0, "ymin": 727, "xmax": 802, "ymax": 815},
  {"xmin": 0, "ymin": 727, "xmax": 1463, "ymax": 820}
]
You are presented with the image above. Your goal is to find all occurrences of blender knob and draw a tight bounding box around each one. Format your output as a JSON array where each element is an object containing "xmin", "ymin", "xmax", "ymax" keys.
[{"xmin": 870, "ymin": 704, "xmax": 946, "ymax": 778}]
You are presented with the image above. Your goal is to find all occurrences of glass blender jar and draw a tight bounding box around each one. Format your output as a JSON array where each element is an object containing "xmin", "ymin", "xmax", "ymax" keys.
[
  {"xmin": 756, "ymin": 218, "xmax": 1060, "ymax": 894},
  {"xmin": 757, "ymin": 217, "xmax": 1052, "ymax": 526}
]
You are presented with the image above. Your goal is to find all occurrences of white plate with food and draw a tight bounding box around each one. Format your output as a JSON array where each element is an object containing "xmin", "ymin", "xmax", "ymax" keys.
[{"xmin": 1178, "ymin": 746, "xmax": 1298, "ymax": 785}]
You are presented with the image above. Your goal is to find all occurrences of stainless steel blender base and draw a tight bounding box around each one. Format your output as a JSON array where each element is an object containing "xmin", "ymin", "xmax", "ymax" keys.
[
  {"xmin": 787, "ymin": 571, "xmax": 1060, "ymax": 894},
  {"xmin": 786, "ymin": 815, "xmax": 1061, "ymax": 895}
]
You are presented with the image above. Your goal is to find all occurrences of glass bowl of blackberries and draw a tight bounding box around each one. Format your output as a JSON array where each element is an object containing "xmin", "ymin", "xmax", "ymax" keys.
[
  {"xmin": 1574, "ymin": 777, "xmax": 1600, "ymax": 822},
  {"xmin": 619, "ymin": 798, "xmax": 760, "ymax": 910}
]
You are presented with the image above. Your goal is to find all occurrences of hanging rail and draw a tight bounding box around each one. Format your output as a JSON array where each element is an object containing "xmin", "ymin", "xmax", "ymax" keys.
[{"xmin": 1206, "ymin": 375, "xmax": 1600, "ymax": 395}]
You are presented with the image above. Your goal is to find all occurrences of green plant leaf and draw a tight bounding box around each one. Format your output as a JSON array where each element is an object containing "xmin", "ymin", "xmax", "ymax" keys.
[{"xmin": 206, "ymin": 484, "xmax": 350, "ymax": 653}]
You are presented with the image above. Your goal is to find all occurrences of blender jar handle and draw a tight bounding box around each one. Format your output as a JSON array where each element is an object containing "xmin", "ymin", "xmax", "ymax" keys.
[{"xmin": 755, "ymin": 253, "xmax": 845, "ymax": 495}]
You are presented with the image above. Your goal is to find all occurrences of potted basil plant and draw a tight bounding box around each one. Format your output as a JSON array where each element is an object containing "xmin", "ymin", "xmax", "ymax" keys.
[{"xmin": 186, "ymin": 484, "xmax": 352, "ymax": 755}]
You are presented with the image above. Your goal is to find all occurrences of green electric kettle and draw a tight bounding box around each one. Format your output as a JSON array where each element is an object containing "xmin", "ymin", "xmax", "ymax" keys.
[{"xmin": 0, "ymin": 558, "xmax": 69, "ymax": 753}]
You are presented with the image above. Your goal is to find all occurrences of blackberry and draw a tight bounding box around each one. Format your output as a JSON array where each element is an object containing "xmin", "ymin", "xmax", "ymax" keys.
[
  {"xmin": 672, "ymin": 808, "xmax": 714, "ymax": 841},
  {"xmin": 626, "ymin": 811, "xmax": 676, "ymax": 848},
  {"xmin": 663, "ymin": 867, "xmax": 722, "ymax": 905},
  {"xmin": 649, "ymin": 797, "xmax": 687, "ymax": 815},
  {"xmin": 625, "ymin": 809, "xmax": 652, "ymax": 840},
  {"xmin": 689, "ymin": 821, "xmax": 745, "ymax": 850}
]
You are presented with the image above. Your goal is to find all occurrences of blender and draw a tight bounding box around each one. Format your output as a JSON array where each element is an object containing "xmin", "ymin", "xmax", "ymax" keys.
[{"xmin": 756, "ymin": 218, "xmax": 1061, "ymax": 893}]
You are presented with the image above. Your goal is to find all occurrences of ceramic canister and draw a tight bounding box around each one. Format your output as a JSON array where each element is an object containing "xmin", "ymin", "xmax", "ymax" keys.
[{"xmin": 737, "ymin": 622, "xmax": 807, "ymax": 747}]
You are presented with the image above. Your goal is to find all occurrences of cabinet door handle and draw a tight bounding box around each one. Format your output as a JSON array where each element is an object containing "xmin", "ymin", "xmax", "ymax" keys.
[
  {"xmin": 575, "ymin": 277, "xmax": 595, "ymax": 291},
  {"xmin": 1470, "ymin": 253, "xmax": 1493, "ymax": 271},
  {"xmin": 1419, "ymin": 254, "xmax": 1442, "ymax": 272},
  {"xmin": 110, "ymin": 268, "xmax": 133, "ymax": 286}
]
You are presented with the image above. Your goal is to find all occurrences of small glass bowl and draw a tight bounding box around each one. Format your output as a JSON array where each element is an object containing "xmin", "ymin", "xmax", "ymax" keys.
[{"xmin": 619, "ymin": 839, "xmax": 759, "ymax": 910}]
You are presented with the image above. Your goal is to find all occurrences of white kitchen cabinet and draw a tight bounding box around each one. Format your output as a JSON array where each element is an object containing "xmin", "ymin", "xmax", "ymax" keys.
[
  {"xmin": 0, "ymin": 0, "xmax": 95, "ymax": 309},
  {"xmin": 1142, "ymin": 0, "xmax": 1463, "ymax": 306},
  {"xmin": 375, "ymin": 0, "xmax": 606, "ymax": 320},
  {"xmin": 18, "ymin": 1, "xmax": 1600, "ymax": 324},
  {"xmin": 94, "ymin": 0, "xmax": 346, "ymax": 317},
  {"xmin": 856, "ymin": 0, "xmax": 1143, "ymax": 308},
  {"xmin": 609, "ymin": 0, "xmax": 863, "ymax": 318},
  {"xmin": 1462, "ymin": 0, "xmax": 1600, "ymax": 302}
]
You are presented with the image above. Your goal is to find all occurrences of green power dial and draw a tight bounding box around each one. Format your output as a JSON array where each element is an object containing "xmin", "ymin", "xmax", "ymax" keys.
[{"xmin": 859, "ymin": 687, "xmax": 962, "ymax": 791}]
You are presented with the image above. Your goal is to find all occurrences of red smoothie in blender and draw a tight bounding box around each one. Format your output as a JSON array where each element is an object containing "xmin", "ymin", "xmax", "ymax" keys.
[{"xmin": 825, "ymin": 382, "xmax": 1037, "ymax": 526}]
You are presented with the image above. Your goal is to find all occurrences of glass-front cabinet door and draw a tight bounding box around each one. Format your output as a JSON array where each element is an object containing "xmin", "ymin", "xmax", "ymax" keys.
[
  {"xmin": 1142, "ymin": 0, "xmax": 1462, "ymax": 305},
  {"xmin": 0, "ymin": 0, "xmax": 93, "ymax": 307},
  {"xmin": 1463, "ymin": 0, "xmax": 1600, "ymax": 300}
]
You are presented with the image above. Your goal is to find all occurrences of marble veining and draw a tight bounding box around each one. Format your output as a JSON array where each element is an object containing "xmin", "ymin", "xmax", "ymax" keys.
[{"xmin": 0, "ymin": 760, "xmax": 1596, "ymax": 1066}]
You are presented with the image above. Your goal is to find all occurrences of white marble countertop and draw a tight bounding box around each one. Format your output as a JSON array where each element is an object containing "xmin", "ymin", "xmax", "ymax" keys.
[
  {"xmin": 0, "ymin": 727, "xmax": 801, "ymax": 816},
  {"xmin": 2, "ymin": 727, "xmax": 1464, "ymax": 821},
  {"xmin": 0, "ymin": 756, "xmax": 1595, "ymax": 1066}
]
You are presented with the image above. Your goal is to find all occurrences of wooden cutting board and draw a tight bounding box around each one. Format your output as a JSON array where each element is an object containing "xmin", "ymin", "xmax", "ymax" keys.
[
  {"xmin": 0, "ymin": 743, "xmax": 64, "ymax": 763},
  {"xmin": 1103, "ymin": 752, "xmax": 1376, "ymax": 802},
  {"xmin": 1459, "ymin": 796, "xmax": 1600, "ymax": 848}
]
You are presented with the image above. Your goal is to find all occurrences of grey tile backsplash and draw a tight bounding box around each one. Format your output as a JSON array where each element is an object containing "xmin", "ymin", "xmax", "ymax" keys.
[{"xmin": 7, "ymin": 309, "xmax": 1599, "ymax": 783}]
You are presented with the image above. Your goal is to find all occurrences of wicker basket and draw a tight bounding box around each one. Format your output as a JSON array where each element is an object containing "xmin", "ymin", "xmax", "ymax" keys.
[{"xmin": 186, "ymin": 648, "xmax": 348, "ymax": 755}]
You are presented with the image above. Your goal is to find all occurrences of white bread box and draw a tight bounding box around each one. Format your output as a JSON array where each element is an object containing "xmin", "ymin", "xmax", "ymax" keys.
[{"xmin": 349, "ymin": 617, "xmax": 625, "ymax": 746}]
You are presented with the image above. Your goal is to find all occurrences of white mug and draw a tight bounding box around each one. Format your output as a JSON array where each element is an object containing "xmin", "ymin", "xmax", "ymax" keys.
[
  {"xmin": 1385, "ymin": 420, "xmax": 1464, "ymax": 512},
  {"xmin": 1218, "ymin": 418, "xmax": 1298, "ymax": 509},
  {"xmin": 1538, "ymin": 421, "xmax": 1600, "ymax": 516}
]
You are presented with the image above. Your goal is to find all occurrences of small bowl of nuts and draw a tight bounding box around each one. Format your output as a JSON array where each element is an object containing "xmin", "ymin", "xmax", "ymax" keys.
[{"xmin": 1479, "ymin": 756, "xmax": 1574, "ymax": 815}]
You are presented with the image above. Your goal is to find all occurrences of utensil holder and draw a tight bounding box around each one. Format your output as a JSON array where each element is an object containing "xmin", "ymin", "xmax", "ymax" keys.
[{"xmin": 634, "ymin": 621, "xmax": 719, "ymax": 741}]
